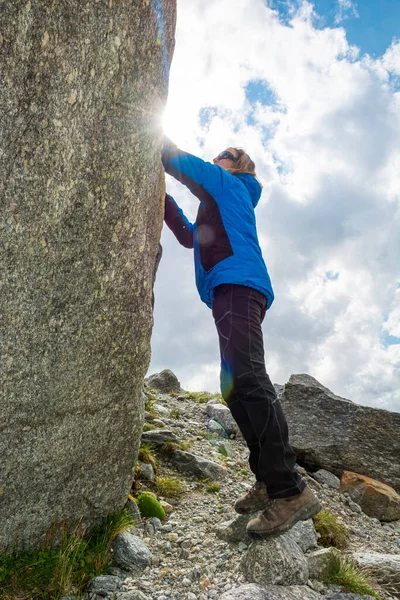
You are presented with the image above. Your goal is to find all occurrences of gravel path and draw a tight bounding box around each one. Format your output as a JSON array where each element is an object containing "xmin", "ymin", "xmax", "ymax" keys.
[{"xmin": 118, "ymin": 391, "xmax": 400, "ymax": 600}]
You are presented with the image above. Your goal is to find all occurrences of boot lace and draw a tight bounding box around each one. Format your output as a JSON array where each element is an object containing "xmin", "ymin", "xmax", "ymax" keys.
[{"xmin": 262, "ymin": 498, "xmax": 278, "ymax": 519}]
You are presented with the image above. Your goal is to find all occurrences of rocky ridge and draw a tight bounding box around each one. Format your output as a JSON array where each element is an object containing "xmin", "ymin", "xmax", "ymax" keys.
[{"xmin": 82, "ymin": 371, "xmax": 399, "ymax": 600}]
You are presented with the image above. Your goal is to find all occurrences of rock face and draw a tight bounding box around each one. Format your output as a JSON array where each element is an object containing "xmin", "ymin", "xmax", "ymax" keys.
[
  {"xmin": 279, "ymin": 374, "xmax": 400, "ymax": 491},
  {"xmin": 0, "ymin": 1, "xmax": 176, "ymax": 551}
]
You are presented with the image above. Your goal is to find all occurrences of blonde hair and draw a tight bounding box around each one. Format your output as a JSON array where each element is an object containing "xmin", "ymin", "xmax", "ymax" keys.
[{"xmin": 225, "ymin": 148, "xmax": 262, "ymax": 188}]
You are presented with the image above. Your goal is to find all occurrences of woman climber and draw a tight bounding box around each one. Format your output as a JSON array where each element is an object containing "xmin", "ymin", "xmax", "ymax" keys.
[{"xmin": 161, "ymin": 138, "xmax": 321, "ymax": 539}]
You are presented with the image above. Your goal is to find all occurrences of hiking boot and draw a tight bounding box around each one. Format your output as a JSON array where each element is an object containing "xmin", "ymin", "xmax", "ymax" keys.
[
  {"xmin": 246, "ymin": 486, "xmax": 321, "ymax": 539},
  {"xmin": 234, "ymin": 481, "xmax": 270, "ymax": 514}
]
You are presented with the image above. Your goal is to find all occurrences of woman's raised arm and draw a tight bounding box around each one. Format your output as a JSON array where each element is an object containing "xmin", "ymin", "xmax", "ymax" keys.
[{"xmin": 164, "ymin": 193, "xmax": 194, "ymax": 249}]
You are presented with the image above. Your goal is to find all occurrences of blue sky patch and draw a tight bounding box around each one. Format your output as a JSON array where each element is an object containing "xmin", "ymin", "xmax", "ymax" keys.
[
  {"xmin": 382, "ymin": 332, "xmax": 400, "ymax": 347},
  {"xmin": 325, "ymin": 271, "xmax": 340, "ymax": 281},
  {"xmin": 268, "ymin": 0, "xmax": 399, "ymax": 58},
  {"xmin": 198, "ymin": 106, "xmax": 219, "ymax": 129},
  {"xmin": 245, "ymin": 80, "xmax": 278, "ymax": 106}
]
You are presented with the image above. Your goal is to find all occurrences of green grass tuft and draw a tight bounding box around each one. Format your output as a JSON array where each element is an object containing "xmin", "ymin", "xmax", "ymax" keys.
[
  {"xmin": 142, "ymin": 423, "xmax": 158, "ymax": 432},
  {"xmin": 138, "ymin": 444, "xmax": 158, "ymax": 473},
  {"xmin": 169, "ymin": 408, "xmax": 181, "ymax": 419},
  {"xmin": 185, "ymin": 391, "xmax": 221, "ymax": 404},
  {"xmin": 206, "ymin": 483, "xmax": 221, "ymax": 493},
  {"xmin": 313, "ymin": 510, "xmax": 349, "ymax": 549},
  {"xmin": 159, "ymin": 442, "xmax": 180, "ymax": 458},
  {"xmin": 0, "ymin": 510, "xmax": 135, "ymax": 600},
  {"xmin": 321, "ymin": 554, "xmax": 381, "ymax": 599},
  {"xmin": 156, "ymin": 476, "xmax": 184, "ymax": 498},
  {"xmin": 178, "ymin": 440, "xmax": 191, "ymax": 451}
]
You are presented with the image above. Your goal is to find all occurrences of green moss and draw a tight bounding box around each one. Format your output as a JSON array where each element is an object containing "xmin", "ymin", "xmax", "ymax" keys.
[
  {"xmin": 137, "ymin": 492, "xmax": 166, "ymax": 521},
  {"xmin": 240, "ymin": 469, "xmax": 249, "ymax": 476},
  {"xmin": 313, "ymin": 510, "xmax": 349, "ymax": 549},
  {"xmin": 321, "ymin": 554, "xmax": 381, "ymax": 599},
  {"xmin": 206, "ymin": 483, "xmax": 221, "ymax": 493},
  {"xmin": 0, "ymin": 510, "xmax": 135, "ymax": 600},
  {"xmin": 156, "ymin": 476, "xmax": 184, "ymax": 498}
]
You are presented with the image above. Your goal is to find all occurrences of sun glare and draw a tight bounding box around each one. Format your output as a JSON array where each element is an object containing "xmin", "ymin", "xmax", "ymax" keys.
[{"xmin": 162, "ymin": 102, "xmax": 194, "ymax": 145}]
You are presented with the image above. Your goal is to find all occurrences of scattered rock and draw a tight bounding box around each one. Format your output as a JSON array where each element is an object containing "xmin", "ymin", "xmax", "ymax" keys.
[
  {"xmin": 208, "ymin": 419, "xmax": 229, "ymax": 438},
  {"xmin": 341, "ymin": 471, "xmax": 400, "ymax": 521},
  {"xmin": 140, "ymin": 429, "xmax": 179, "ymax": 446},
  {"xmin": 88, "ymin": 575, "xmax": 122, "ymax": 595},
  {"xmin": 220, "ymin": 583, "xmax": 323, "ymax": 599},
  {"xmin": 205, "ymin": 404, "xmax": 239, "ymax": 437},
  {"xmin": 218, "ymin": 583, "xmax": 273, "ymax": 599},
  {"xmin": 307, "ymin": 548, "xmax": 341, "ymax": 579},
  {"xmin": 171, "ymin": 450, "xmax": 227, "ymax": 480},
  {"xmin": 138, "ymin": 461, "xmax": 155, "ymax": 482},
  {"xmin": 116, "ymin": 592, "xmax": 149, "ymax": 600},
  {"xmin": 215, "ymin": 512, "xmax": 258, "ymax": 544},
  {"xmin": 241, "ymin": 536, "xmax": 309, "ymax": 586},
  {"xmin": 146, "ymin": 369, "xmax": 181, "ymax": 393},
  {"xmin": 286, "ymin": 519, "xmax": 318, "ymax": 552},
  {"xmin": 215, "ymin": 513, "xmax": 317, "ymax": 553},
  {"xmin": 311, "ymin": 469, "xmax": 341, "ymax": 490},
  {"xmin": 351, "ymin": 551, "xmax": 400, "ymax": 595},
  {"xmin": 262, "ymin": 586, "xmax": 322, "ymax": 599},
  {"xmin": 153, "ymin": 403, "xmax": 170, "ymax": 415},
  {"xmin": 324, "ymin": 594, "xmax": 377, "ymax": 599},
  {"xmin": 111, "ymin": 533, "xmax": 152, "ymax": 573},
  {"xmin": 125, "ymin": 499, "xmax": 141, "ymax": 523}
]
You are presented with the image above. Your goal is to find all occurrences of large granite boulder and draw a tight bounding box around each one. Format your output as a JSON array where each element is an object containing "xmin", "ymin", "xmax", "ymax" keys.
[
  {"xmin": 0, "ymin": 0, "xmax": 176, "ymax": 552},
  {"xmin": 278, "ymin": 375, "xmax": 400, "ymax": 491}
]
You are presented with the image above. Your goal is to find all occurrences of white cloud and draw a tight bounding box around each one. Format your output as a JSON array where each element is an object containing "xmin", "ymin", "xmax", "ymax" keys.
[
  {"xmin": 334, "ymin": 0, "xmax": 359, "ymax": 24},
  {"xmin": 150, "ymin": 0, "xmax": 400, "ymax": 412},
  {"xmin": 382, "ymin": 40, "xmax": 400, "ymax": 75}
]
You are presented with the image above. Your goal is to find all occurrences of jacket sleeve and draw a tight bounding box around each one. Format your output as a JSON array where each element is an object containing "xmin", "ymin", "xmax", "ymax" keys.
[
  {"xmin": 161, "ymin": 137, "xmax": 223, "ymax": 204},
  {"xmin": 164, "ymin": 193, "xmax": 194, "ymax": 249}
]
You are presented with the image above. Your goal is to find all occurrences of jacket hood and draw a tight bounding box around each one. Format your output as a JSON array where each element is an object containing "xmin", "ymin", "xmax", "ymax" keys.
[{"xmin": 235, "ymin": 173, "xmax": 262, "ymax": 207}]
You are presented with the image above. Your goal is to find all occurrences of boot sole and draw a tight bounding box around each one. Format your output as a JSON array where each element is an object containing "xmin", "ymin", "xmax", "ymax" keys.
[
  {"xmin": 234, "ymin": 499, "xmax": 271, "ymax": 514},
  {"xmin": 247, "ymin": 498, "xmax": 321, "ymax": 540}
]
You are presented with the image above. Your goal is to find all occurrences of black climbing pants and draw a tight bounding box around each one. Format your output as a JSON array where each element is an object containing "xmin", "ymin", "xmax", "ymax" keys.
[{"xmin": 212, "ymin": 284, "xmax": 306, "ymax": 499}]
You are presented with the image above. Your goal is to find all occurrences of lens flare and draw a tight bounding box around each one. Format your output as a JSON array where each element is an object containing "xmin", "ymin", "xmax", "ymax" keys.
[{"xmin": 220, "ymin": 364, "xmax": 234, "ymax": 400}]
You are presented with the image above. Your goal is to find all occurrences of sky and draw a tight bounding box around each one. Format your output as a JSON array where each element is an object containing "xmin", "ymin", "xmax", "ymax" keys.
[{"xmin": 148, "ymin": 0, "xmax": 400, "ymax": 412}]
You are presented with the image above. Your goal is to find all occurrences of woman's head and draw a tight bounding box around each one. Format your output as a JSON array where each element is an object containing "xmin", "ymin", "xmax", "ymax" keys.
[{"xmin": 213, "ymin": 147, "xmax": 258, "ymax": 179}]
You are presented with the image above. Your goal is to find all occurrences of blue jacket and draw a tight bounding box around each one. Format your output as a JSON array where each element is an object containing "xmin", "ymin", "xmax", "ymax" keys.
[{"xmin": 162, "ymin": 140, "xmax": 274, "ymax": 309}]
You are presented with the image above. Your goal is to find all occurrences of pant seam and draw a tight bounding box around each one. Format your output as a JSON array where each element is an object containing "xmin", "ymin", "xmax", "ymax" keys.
[{"xmin": 247, "ymin": 288, "xmax": 295, "ymax": 494}]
